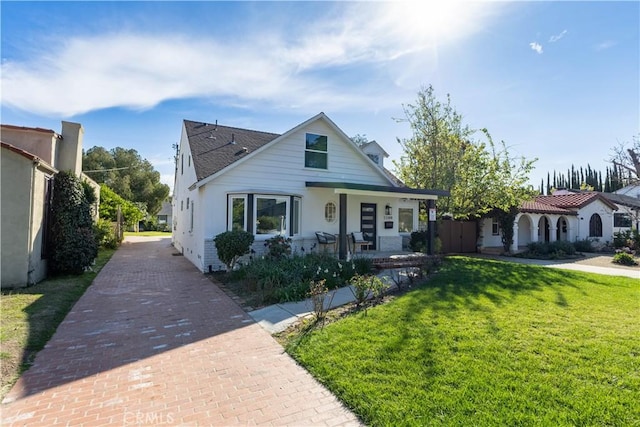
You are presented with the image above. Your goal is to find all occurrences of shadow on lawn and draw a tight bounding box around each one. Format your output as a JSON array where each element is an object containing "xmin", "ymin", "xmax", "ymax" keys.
[{"xmin": 421, "ymin": 256, "xmax": 606, "ymax": 312}]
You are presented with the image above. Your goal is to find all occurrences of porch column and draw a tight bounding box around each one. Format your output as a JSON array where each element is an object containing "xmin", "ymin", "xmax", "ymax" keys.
[
  {"xmin": 549, "ymin": 215, "xmax": 557, "ymax": 242},
  {"xmin": 511, "ymin": 221, "xmax": 519, "ymax": 253},
  {"xmin": 339, "ymin": 193, "xmax": 347, "ymax": 260},
  {"xmin": 427, "ymin": 199, "xmax": 436, "ymax": 255}
]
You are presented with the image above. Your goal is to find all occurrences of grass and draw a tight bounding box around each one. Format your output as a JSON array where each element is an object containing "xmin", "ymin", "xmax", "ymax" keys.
[
  {"xmin": 286, "ymin": 256, "xmax": 640, "ymax": 426},
  {"xmin": 0, "ymin": 248, "xmax": 116, "ymax": 400},
  {"xmin": 124, "ymin": 231, "xmax": 171, "ymax": 237}
]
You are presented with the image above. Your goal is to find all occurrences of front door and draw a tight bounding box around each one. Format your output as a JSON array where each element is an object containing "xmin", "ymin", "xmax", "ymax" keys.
[{"xmin": 360, "ymin": 203, "xmax": 377, "ymax": 250}]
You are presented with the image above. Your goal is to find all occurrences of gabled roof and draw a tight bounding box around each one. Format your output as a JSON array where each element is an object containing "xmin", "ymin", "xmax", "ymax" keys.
[
  {"xmin": 184, "ymin": 120, "xmax": 280, "ymax": 181},
  {"xmin": 187, "ymin": 113, "xmax": 399, "ymax": 189}
]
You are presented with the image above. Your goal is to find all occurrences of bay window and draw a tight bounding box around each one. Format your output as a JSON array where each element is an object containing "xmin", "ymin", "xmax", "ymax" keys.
[{"xmin": 228, "ymin": 193, "xmax": 300, "ymax": 238}]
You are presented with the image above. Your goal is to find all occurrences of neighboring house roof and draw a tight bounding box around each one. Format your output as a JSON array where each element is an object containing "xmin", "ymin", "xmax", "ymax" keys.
[
  {"xmin": 614, "ymin": 184, "xmax": 640, "ymax": 197},
  {"xmin": 184, "ymin": 120, "xmax": 280, "ymax": 181},
  {"xmin": 0, "ymin": 141, "xmax": 57, "ymax": 173},
  {"xmin": 0, "ymin": 124, "xmax": 60, "ymax": 137},
  {"xmin": 535, "ymin": 192, "xmax": 618, "ymax": 211},
  {"xmin": 520, "ymin": 200, "xmax": 577, "ymax": 216},
  {"xmin": 361, "ymin": 140, "xmax": 390, "ymax": 157},
  {"xmin": 157, "ymin": 200, "xmax": 173, "ymax": 216},
  {"xmin": 599, "ymin": 192, "xmax": 640, "ymax": 209}
]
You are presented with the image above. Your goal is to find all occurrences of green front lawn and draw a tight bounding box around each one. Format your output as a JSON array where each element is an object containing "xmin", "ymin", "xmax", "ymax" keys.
[
  {"xmin": 0, "ymin": 248, "xmax": 116, "ymax": 400},
  {"xmin": 287, "ymin": 257, "xmax": 640, "ymax": 426}
]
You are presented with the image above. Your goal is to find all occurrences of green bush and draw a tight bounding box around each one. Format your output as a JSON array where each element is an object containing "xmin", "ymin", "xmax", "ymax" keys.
[
  {"xmin": 93, "ymin": 218, "xmax": 120, "ymax": 249},
  {"xmin": 612, "ymin": 252, "xmax": 638, "ymax": 266},
  {"xmin": 226, "ymin": 253, "xmax": 375, "ymax": 305},
  {"xmin": 49, "ymin": 171, "xmax": 98, "ymax": 275},
  {"xmin": 265, "ymin": 235, "xmax": 292, "ymax": 259},
  {"xmin": 214, "ymin": 230, "xmax": 255, "ymax": 271},
  {"xmin": 525, "ymin": 241, "xmax": 577, "ymax": 259},
  {"xmin": 573, "ymin": 238, "xmax": 595, "ymax": 253},
  {"xmin": 409, "ymin": 231, "xmax": 428, "ymax": 253},
  {"xmin": 613, "ymin": 230, "xmax": 640, "ymax": 250}
]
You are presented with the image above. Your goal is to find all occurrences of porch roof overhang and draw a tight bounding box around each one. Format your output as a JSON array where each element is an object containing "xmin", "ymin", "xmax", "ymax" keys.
[{"xmin": 305, "ymin": 181, "xmax": 449, "ymax": 200}]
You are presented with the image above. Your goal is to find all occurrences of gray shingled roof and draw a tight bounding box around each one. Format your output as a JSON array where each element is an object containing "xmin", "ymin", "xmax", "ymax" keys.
[{"xmin": 185, "ymin": 120, "xmax": 280, "ymax": 181}]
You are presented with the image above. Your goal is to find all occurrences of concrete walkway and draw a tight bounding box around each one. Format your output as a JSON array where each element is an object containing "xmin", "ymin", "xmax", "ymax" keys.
[
  {"xmin": 1, "ymin": 236, "xmax": 361, "ymax": 427},
  {"xmin": 472, "ymin": 254, "xmax": 639, "ymax": 279}
]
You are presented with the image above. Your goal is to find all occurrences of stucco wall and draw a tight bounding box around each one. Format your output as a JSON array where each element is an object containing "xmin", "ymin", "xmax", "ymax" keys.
[
  {"xmin": 1, "ymin": 149, "xmax": 50, "ymax": 288},
  {"xmin": 0, "ymin": 128, "xmax": 57, "ymax": 165}
]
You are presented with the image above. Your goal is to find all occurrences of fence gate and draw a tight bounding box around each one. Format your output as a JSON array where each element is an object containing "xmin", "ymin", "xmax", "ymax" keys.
[{"xmin": 438, "ymin": 220, "xmax": 477, "ymax": 253}]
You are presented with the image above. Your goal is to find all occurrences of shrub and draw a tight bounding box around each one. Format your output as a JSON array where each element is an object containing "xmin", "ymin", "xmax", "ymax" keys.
[
  {"xmin": 308, "ymin": 279, "xmax": 334, "ymax": 321},
  {"xmin": 613, "ymin": 230, "xmax": 640, "ymax": 250},
  {"xmin": 349, "ymin": 274, "xmax": 389, "ymax": 307},
  {"xmin": 409, "ymin": 231, "xmax": 428, "ymax": 253},
  {"xmin": 94, "ymin": 218, "xmax": 120, "ymax": 249},
  {"xmin": 574, "ymin": 238, "xmax": 595, "ymax": 253},
  {"xmin": 265, "ymin": 235, "xmax": 292, "ymax": 259},
  {"xmin": 49, "ymin": 171, "xmax": 98, "ymax": 275},
  {"xmin": 612, "ymin": 252, "xmax": 638, "ymax": 266},
  {"xmin": 214, "ymin": 230, "xmax": 254, "ymax": 271}
]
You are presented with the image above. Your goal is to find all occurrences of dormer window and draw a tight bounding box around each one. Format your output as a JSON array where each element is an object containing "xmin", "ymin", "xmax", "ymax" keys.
[
  {"xmin": 305, "ymin": 133, "xmax": 328, "ymax": 169},
  {"xmin": 367, "ymin": 153, "xmax": 380, "ymax": 165}
]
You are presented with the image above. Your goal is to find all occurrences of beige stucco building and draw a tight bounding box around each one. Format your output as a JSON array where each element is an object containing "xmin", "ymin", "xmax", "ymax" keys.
[{"xmin": 1, "ymin": 122, "xmax": 99, "ymax": 288}]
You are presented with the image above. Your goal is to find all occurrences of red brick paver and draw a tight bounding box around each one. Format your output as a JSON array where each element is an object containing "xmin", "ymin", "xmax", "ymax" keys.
[{"xmin": 1, "ymin": 236, "xmax": 361, "ymax": 426}]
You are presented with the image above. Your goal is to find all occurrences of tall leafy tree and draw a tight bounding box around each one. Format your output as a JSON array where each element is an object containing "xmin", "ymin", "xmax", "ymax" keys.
[
  {"xmin": 83, "ymin": 147, "xmax": 169, "ymax": 215},
  {"xmin": 394, "ymin": 85, "xmax": 536, "ymax": 221}
]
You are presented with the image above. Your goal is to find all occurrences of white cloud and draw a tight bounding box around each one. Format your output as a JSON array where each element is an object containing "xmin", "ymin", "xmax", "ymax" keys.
[
  {"xmin": 594, "ymin": 40, "xmax": 616, "ymax": 51},
  {"xmin": 1, "ymin": 3, "xmax": 503, "ymax": 117},
  {"xmin": 529, "ymin": 42, "xmax": 543, "ymax": 54},
  {"xmin": 548, "ymin": 30, "xmax": 567, "ymax": 43}
]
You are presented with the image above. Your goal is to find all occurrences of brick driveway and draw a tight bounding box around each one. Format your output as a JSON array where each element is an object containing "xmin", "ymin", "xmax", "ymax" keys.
[{"xmin": 1, "ymin": 236, "xmax": 361, "ymax": 426}]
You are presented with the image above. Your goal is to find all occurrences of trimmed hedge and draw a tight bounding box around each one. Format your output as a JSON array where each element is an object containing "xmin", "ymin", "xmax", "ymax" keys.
[{"xmin": 49, "ymin": 171, "xmax": 98, "ymax": 275}]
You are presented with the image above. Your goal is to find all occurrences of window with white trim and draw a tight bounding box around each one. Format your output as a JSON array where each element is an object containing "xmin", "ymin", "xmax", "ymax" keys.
[
  {"xmin": 305, "ymin": 133, "xmax": 328, "ymax": 169},
  {"xmin": 229, "ymin": 196, "xmax": 247, "ymax": 231},
  {"xmin": 398, "ymin": 208, "xmax": 414, "ymax": 232},
  {"xmin": 189, "ymin": 201, "xmax": 194, "ymax": 232},
  {"xmin": 228, "ymin": 194, "xmax": 301, "ymax": 238},
  {"xmin": 256, "ymin": 196, "xmax": 288, "ymax": 235},
  {"xmin": 325, "ymin": 202, "xmax": 337, "ymax": 223},
  {"xmin": 492, "ymin": 217, "xmax": 501, "ymax": 235}
]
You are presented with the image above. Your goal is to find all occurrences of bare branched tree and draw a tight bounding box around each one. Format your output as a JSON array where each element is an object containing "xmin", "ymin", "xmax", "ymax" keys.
[{"xmin": 610, "ymin": 134, "xmax": 640, "ymax": 185}]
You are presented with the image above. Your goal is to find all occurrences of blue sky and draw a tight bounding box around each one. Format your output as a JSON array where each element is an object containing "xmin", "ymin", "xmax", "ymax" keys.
[{"xmin": 2, "ymin": 1, "xmax": 638, "ymax": 193}]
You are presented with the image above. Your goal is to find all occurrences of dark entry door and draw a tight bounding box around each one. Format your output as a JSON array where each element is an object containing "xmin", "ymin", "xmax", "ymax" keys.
[{"xmin": 360, "ymin": 203, "xmax": 377, "ymax": 250}]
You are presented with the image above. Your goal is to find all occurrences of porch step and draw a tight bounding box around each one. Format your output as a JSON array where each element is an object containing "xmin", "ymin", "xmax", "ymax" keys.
[{"xmin": 372, "ymin": 254, "xmax": 435, "ymax": 270}]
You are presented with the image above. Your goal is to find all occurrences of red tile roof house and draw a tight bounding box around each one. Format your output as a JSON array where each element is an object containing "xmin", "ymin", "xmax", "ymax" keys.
[
  {"xmin": 172, "ymin": 113, "xmax": 448, "ymax": 272},
  {"xmin": 479, "ymin": 192, "xmax": 619, "ymax": 253}
]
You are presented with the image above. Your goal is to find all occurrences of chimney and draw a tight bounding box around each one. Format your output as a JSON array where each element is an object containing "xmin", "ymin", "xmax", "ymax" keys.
[{"xmin": 58, "ymin": 121, "xmax": 84, "ymax": 175}]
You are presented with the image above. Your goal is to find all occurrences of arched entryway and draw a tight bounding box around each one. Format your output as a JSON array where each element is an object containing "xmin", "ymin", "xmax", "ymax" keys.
[
  {"xmin": 538, "ymin": 216, "xmax": 550, "ymax": 242},
  {"xmin": 556, "ymin": 216, "xmax": 568, "ymax": 241},
  {"xmin": 517, "ymin": 214, "xmax": 533, "ymax": 247}
]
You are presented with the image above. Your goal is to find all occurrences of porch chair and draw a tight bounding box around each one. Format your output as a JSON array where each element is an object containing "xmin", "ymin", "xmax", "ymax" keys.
[
  {"xmin": 315, "ymin": 231, "xmax": 337, "ymax": 253},
  {"xmin": 351, "ymin": 231, "xmax": 370, "ymax": 253}
]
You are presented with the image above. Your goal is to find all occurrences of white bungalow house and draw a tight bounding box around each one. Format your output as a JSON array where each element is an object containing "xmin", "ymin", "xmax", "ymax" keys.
[
  {"xmin": 479, "ymin": 192, "xmax": 619, "ymax": 252},
  {"xmin": 172, "ymin": 113, "xmax": 447, "ymax": 272}
]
